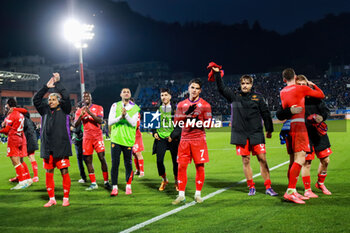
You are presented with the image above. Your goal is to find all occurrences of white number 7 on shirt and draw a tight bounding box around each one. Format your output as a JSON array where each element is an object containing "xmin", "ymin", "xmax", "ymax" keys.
[{"xmin": 200, "ymin": 149, "xmax": 205, "ymax": 161}]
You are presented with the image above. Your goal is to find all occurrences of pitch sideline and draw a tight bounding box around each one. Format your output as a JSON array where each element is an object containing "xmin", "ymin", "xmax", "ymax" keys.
[{"xmin": 120, "ymin": 160, "xmax": 290, "ymax": 233}]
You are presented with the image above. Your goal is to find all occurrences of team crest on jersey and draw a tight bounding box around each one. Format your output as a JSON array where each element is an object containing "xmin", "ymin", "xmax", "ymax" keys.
[
  {"xmin": 251, "ymin": 95, "xmax": 259, "ymax": 101},
  {"xmin": 198, "ymin": 103, "xmax": 202, "ymax": 107},
  {"xmin": 112, "ymin": 144, "xmax": 115, "ymax": 148}
]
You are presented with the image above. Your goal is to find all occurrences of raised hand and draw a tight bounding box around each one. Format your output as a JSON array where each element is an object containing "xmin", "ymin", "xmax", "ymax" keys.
[
  {"xmin": 46, "ymin": 77, "xmax": 55, "ymax": 88},
  {"xmin": 52, "ymin": 73, "xmax": 60, "ymax": 83}
]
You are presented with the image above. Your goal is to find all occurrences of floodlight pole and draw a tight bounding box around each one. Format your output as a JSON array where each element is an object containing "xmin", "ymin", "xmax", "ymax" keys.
[{"xmin": 79, "ymin": 47, "xmax": 85, "ymax": 98}]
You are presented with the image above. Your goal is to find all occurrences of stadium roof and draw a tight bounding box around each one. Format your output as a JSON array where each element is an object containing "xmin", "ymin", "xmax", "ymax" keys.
[{"xmin": 0, "ymin": 71, "xmax": 40, "ymax": 84}]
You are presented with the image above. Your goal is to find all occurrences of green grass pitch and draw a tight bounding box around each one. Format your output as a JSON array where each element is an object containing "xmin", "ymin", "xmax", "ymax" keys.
[{"xmin": 0, "ymin": 121, "xmax": 349, "ymax": 233}]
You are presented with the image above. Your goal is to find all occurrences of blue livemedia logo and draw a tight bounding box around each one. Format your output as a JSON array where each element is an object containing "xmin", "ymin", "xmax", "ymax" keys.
[{"xmin": 143, "ymin": 110, "xmax": 161, "ymax": 129}]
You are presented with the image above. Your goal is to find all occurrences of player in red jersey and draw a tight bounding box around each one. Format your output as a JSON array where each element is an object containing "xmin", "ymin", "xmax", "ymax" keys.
[
  {"xmin": 278, "ymin": 75, "xmax": 332, "ymax": 198},
  {"xmin": 7, "ymin": 107, "xmax": 39, "ymax": 183},
  {"xmin": 0, "ymin": 98, "xmax": 31, "ymax": 190},
  {"xmin": 132, "ymin": 113, "xmax": 145, "ymax": 177},
  {"xmin": 172, "ymin": 79, "xmax": 212, "ymax": 204},
  {"xmin": 74, "ymin": 92, "xmax": 111, "ymax": 190},
  {"xmin": 280, "ymin": 68, "xmax": 325, "ymax": 204}
]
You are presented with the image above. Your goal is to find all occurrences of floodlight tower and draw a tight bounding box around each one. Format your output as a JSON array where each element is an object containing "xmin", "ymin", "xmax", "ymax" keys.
[{"xmin": 63, "ymin": 19, "xmax": 94, "ymax": 98}]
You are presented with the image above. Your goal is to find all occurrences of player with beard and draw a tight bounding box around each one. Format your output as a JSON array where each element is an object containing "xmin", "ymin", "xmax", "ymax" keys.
[
  {"xmin": 108, "ymin": 88, "xmax": 140, "ymax": 196},
  {"xmin": 277, "ymin": 75, "xmax": 332, "ymax": 198},
  {"xmin": 74, "ymin": 92, "xmax": 111, "ymax": 190},
  {"xmin": 279, "ymin": 68, "xmax": 325, "ymax": 204},
  {"xmin": 209, "ymin": 63, "xmax": 277, "ymax": 196}
]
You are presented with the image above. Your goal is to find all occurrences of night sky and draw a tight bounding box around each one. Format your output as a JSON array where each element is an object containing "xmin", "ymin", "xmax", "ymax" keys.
[{"xmin": 126, "ymin": 0, "xmax": 350, "ymax": 34}]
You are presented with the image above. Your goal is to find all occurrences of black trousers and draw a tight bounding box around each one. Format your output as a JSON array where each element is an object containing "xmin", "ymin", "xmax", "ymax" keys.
[
  {"xmin": 155, "ymin": 138, "xmax": 179, "ymax": 178},
  {"xmin": 74, "ymin": 141, "xmax": 86, "ymax": 181},
  {"xmin": 111, "ymin": 143, "xmax": 133, "ymax": 185}
]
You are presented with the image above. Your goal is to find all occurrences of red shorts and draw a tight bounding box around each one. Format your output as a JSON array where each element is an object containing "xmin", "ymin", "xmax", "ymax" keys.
[
  {"xmin": 286, "ymin": 122, "xmax": 310, "ymax": 154},
  {"xmin": 7, "ymin": 137, "xmax": 27, "ymax": 157},
  {"xmin": 133, "ymin": 134, "xmax": 144, "ymax": 153},
  {"xmin": 43, "ymin": 155, "xmax": 70, "ymax": 169},
  {"xmin": 306, "ymin": 147, "xmax": 332, "ymax": 160},
  {"xmin": 83, "ymin": 137, "xmax": 105, "ymax": 155},
  {"xmin": 236, "ymin": 139, "xmax": 266, "ymax": 156},
  {"xmin": 177, "ymin": 139, "xmax": 209, "ymax": 164}
]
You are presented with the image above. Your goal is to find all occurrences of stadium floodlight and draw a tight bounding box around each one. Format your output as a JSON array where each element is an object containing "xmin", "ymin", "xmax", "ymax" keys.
[{"xmin": 63, "ymin": 19, "xmax": 94, "ymax": 98}]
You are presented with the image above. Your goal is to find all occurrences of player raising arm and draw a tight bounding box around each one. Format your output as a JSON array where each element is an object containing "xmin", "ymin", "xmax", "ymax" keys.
[{"xmin": 33, "ymin": 73, "xmax": 72, "ymax": 207}]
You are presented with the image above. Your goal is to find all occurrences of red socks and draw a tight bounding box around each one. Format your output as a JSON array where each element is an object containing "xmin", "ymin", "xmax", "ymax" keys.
[
  {"xmin": 161, "ymin": 173, "xmax": 167, "ymax": 181},
  {"xmin": 264, "ymin": 179, "xmax": 271, "ymax": 189},
  {"xmin": 22, "ymin": 162, "xmax": 31, "ymax": 180},
  {"xmin": 133, "ymin": 156, "xmax": 139, "ymax": 171},
  {"xmin": 318, "ymin": 173, "xmax": 327, "ymax": 184},
  {"xmin": 89, "ymin": 173, "xmax": 96, "ymax": 183},
  {"xmin": 15, "ymin": 164, "xmax": 25, "ymax": 182},
  {"xmin": 31, "ymin": 161, "xmax": 38, "ymax": 177},
  {"xmin": 46, "ymin": 172, "xmax": 55, "ymax": 198},
  {"xmin": 62, "ymin": 173, "xmax": 71, "ymax": 198},
  {"xmin": 288, "ymin": 162, "xmax": 302, "ymax": 189},
  {"xmin": 302, "ymin": 176, "xmax": 311, "ymax": 190},
  {"xmin": 247, "ymin": 179, "xmax": 255, "ymax": 189},
  {"xmin": 138, "ymin": 159, "xmax": 144, "ymax": 173},
  {"xmin": 195, "ymin": 164, "xmax": 205, "ymax": 191},
  {"xmin": 127, "ymin": 172, "xmax": 133, "ymax": 185},
  {"xmin": 103, "ymin": 172, "xmax": 109, "ymax": 182},
  {"xmin": 178, "ymin": 163, "xmax": 188, "ymax": 191}
]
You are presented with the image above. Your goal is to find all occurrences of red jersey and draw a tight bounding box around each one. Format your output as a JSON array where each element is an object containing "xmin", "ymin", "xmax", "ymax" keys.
[
  {"xmin": 175, "ymin": 97, "xmax": 212, "ymax": 140},
  {"xmin": 280, "ymin": 84, "xmax": 324, "ymax": 119},
  {"xmin": 136, "ymin": 113, "xmax": 142, "ymax": 138},
  {"xmin": 75, "ymin": 104, "xmax": 104, "ymax": 140},
  {"xmin": 0, "ymin": 110, "xmax": 25, "ymax": 138}
]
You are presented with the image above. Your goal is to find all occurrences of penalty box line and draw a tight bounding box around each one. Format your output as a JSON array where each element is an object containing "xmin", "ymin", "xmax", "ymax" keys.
[{"xmin": 120, "ymin": 160, "xmax": 290, "ymax": 233}]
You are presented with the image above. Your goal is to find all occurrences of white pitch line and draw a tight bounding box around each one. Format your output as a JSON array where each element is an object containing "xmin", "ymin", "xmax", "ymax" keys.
[{"xmin": 120, "ymin": 160, "xmax": 290, "ymax": 233}]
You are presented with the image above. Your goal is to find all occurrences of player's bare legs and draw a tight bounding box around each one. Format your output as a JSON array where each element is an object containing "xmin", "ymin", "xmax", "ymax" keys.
[
  {"xmin": 84, "ymin": 155, "xmax": 98, "ymax": 190},
  {"xmin": 256, "ymin": 153, "xmax": 269, "ymax": 180},
  {"xmin": 97, "ymin": 152, "xmax": 111, "ymax": 189},
  {"xmin": 242, "ymin": 156, "xmax": 255, "ymax": 195},
  {"xmin": 302, "ymin": 160, "xmax": 318, "ymax": 198},
  {"xmin": 316, "ymin": 156, "xmax": 331, "ymax": 195},
  {"xmin": 256, "ymin": 153, "xmax": 278, "ymax": 196}
]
